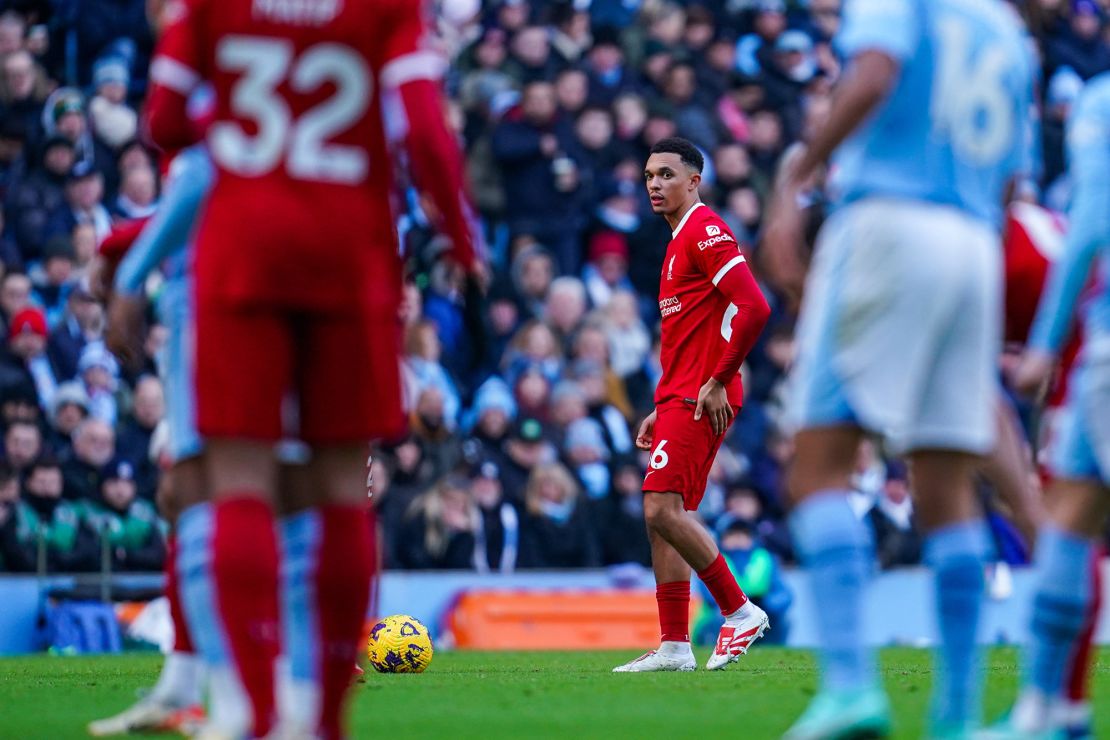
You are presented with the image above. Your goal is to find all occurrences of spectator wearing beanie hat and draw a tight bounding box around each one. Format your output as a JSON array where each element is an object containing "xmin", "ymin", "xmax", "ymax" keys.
[
  {"xmin": 77, "ymin": 341, "xmax": 121, "ymax": 425},
  {"xmin": 0, "ymin": 306, "xmax": 57, "ymax": 409},
  {"xmin": 86, "ymin": 456, "xmax": 166, "ymax": 571},
  {"xmin": 582, "ymin": 230, "xmax": 633, "ymax": 308},
  {"xmin": 46, "ymin": 380, "xmax": 89, "ymax": 459},
  {"xmin": 88, "ymin": 56, "xmax": 138, "ymax": 150}
]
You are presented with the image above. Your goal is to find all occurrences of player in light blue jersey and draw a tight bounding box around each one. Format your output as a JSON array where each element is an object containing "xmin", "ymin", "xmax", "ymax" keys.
[
  {"xmin": 763, "ymin": 0, "xmax": 1036, "ymax": 738},
  {"xmin": 88, "ymin": 143, "xmax": 214, "ymax": 736},
  {"xmin": 982, "ymin": 74, "xmax": 1110, "ymax": 740}
]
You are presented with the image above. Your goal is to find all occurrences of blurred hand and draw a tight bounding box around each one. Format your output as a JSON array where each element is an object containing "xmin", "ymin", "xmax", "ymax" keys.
[
  {"xmin": 635, "ymin": 409, "xmax": 657, "ymax": 451},
  {"xmin": 540, "ymin": 134, "xmax": 558, "ymax": 157},
  {"xmin": 694, "ymin": 378, "xmax": 734, "ymax": 436},
  {"xmin": 87, "ymin": 256, "xmax": 117, "ymax": 303},
  {"xmin": 442, "ymin": 506, "xmax": 473, "ymax": 532},
  {"xmin": 105, "ymin": 295, "xmax": 146, "ymax": 368},
  {"xmin": 1011, "ymin": 350, "xmax": 1057, "ymax": 399},
  {"xmin": 762, "ymin": 183, "xmax": 807, "ymax": 305}
]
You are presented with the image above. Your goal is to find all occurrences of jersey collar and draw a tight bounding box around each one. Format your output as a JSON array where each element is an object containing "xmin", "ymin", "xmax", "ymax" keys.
[{"xmin": 671, "ymin": 202, "xmax": 704, "ymax": 238}]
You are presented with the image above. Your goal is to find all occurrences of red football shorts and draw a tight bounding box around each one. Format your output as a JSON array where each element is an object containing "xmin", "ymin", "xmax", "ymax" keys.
[
  {"xmin": 641, "ymin": 398, "xmax": 738, "ymax": 511},
  {"xmin": 194, "ymin": 295, "xmax": 405, "ymax": 445}
]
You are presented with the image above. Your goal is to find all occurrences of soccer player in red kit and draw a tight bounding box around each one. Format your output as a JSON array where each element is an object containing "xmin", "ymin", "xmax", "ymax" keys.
[
  {"xmin": 144, "ymin": 1, "xmax": 480, "ymax": 737},
  {"xmin": 613, "ymin": 137, "xmax": 772, "ymax": 673}
]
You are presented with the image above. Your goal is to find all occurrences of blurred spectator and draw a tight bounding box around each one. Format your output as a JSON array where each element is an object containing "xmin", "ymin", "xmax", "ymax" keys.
[
  {"xmin": 47, "ymin": 285, "xmax": 103, "ymax": 381},
  {"xmin": 4, "ymin": 456, "xmax": 99, "ymax": 572},
  {"xmin": 111, "ymin": 162, "xmax": 157, "ymax": 219},
  {"xmin": 503, "ymin": 319, "xmax": 563, "ymax": 384},
  {"xmin": 554, "ymin": 67, "xmax": 590, "ymax": 117},
  {"xmin": 1043, "ymin": 66, "xmax": 1084, "ymax": 190},
  {"xmin": 721, "ymin": 480, "xmax": 792, "ymax": 562},
  {"xmin": 4, "ymin": 135, "xmax": 73, "ymax": 262},
  {"xmin": 0, "ymin": 48, "xmax": 48, "ymax": 150},
  {"xmin": 403, "ymin": 320, "xmax": 461, "ymax": 433},
  {"xmin": 493, "ymin": 79, "xmax": 587, "ymax": 274},
  {"xmin": 46, "ymin": 380, "xmax": 88, "ymax": 458},
  {"xmin": 569, "ymin": 359, "xmax": 633, "ymax": 455},
  {"xmin": 0, "ymin": 270, "xmax": 31, "ymax": 328},
  {"xmin": 694, "ymin": 516, "xmax": 792, "ymax": 645},
  {"xmin": 596, "ymin": 455, "xmax": 651, "ymax": 566},
  {"xmin": 506, "ymin": 25, "xmax": 566, "ymax": 84},
  {"xmin": 1045, "ymin": 0, "xmax": 1110, "ymax": 80},
  {"xmin": 549, "ymin": 379, "xmax": 588, "ymax": 432},
  {"xmin": 664, "ymin": 62, "xmax": 721, "ymax": 151},
  {"xmin": 63, "ymin": 417, "xmax": 114, "ymax": 500},
  {"xmin": 563, "ymin": 416, "xmax": 611, "ymax": 500},
  {"xmin": 394, "ymin": 475, "xmax": 479, "ymax": 570},
  {"xmin": 381, "ymin": 436, "xmax": 437, "ymax": 508},
  {"xmin": 469, "ymin": 458, "xmax": 520, "ymax": 573},
  {"xmin": 31, "ymin": 235, "xmax": 75, "ymax": 327},
  {"xmin": 76, "ymin": 341, "xmax": 120, "ymax": 425},
  {"xmin": 519, "ymin": 462, "xmax": 599, "ymax": 568},
  {"xmin": 3, "ymin": 418, "xmax": 40, "ymax": 474},
  {"xmin": 543, "ymin": 276, "xmax": 587, "ymax": 349},
  {"xmin": 509, "ymin": 245, "xmax": 555, "ymax": 320},
  {"xmin": 86, "ymin": 457, "xmax": 165, "ymax": 571},
  {"xmin": 581, "ymin": 231, "xmax": 633, "ymax": 309},
  {"xmin": 0, "ymin": 307, "xmax": 57, "ymax": 409},
  {"xmin": 87, "ymin": 56, "xmax": 137, "ymax": 151},
  {"xmin": 45, "ymin": 160, "xmax": 112, "ymax": 245},
  {"xmin": 116, "ymin": 374, "xmax": 162, "ymax": 499},
  {"xmin": 501, "ymin": 416, "xmax": 556, "ymax": 503},
  {"xmin": 601, "ymin": 291, "xmax": 651, "ymax": 405},
  {"xmin": 464, "ymin": 376, "xmax": 516, "ymax": 470},
  {"xmin": 866, "ymin": 461, "xmax": 921, "ymax": 570},
  {"xmin": 736, "ymin": 0, "xmax": 789, "ymax": 77}
]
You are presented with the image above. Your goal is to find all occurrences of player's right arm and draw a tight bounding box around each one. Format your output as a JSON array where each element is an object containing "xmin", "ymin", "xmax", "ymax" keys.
[
  {"xmin": 636, "ymin": 409, "xmax": 657, "ymax": 451},
  {"xmin": 378, "ymin": 0, "xmax": 483, "ymax": 276},
  {"xmin": 763, "ymin": 0, "xmax": 908, "ymax": 294},
  {"xmin": 145, "ymin": 0, "xmax": 207, "ymax": 151},
  {"xmin": 1016, "ymin": 82, "xmax": 1110, "ymax": 394}
]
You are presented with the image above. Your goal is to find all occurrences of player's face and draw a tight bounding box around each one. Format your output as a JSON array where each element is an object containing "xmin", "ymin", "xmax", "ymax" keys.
[{"xmin": 644, "ymin": 153, "xmax": 699, "ymax": 217}]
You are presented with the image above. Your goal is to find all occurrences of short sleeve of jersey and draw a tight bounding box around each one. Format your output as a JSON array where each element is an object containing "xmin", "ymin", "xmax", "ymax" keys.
[
  {"xmin": 377, "ymin": 0, "xmax": 446, "ymax": 89},
  {"xmin": 688, "ymin": 217, "xmax": 746, "ymax": 287},
  {"xmin": 837, "ymin": 0, "xmax": 918, "ymax": 62},
  {"xmin": 149, "ymin": 0, "xmax": 206, "ymax": 95}
]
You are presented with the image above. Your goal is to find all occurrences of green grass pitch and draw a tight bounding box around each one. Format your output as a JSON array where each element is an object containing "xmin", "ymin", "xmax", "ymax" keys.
[{"xmin": 1, "ymin": 648, "xmax": 1107, "ymax": 738}]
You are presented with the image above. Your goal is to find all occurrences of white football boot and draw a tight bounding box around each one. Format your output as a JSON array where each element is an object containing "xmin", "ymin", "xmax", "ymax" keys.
[
  {"xmin": 612, "ymin": 641, "xmax": 696, "ymax": 672},
  {"xmin": 706, "ymin": 602, "xmax": 770, "ymax": 670},
  {"xmin": 87, "ymin": 696, "xmax": 198, "ymax": 736}
]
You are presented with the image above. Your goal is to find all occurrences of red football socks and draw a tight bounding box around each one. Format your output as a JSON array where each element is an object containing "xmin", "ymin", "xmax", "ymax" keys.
[
  {"xmin": 164, "ymin": 535, "xmax": 194, "ymax": 654},
  {"xmin": 656, "ymin": 581, "xmax": 691, "ymax": 643},
  {"xmin": 212, "ymin": 497, "xmax": 279, "ymax": 737},
  {"xmin": 698, "ymin": 553, "xmax": 748, "ymax": 616},
  {"xmin": 315, "ymin": 505, "xmax": 374, "ymax": 740}
]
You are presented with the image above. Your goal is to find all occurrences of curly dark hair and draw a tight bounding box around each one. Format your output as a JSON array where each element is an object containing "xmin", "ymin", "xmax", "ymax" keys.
[{"xmin": 649, "ymin": 137, "xmax": 704, "ymax": 173}]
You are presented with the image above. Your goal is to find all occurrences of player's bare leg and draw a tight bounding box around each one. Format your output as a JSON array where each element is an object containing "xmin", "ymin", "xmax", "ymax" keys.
[
  {"xmin": 909, "ymin": 450, "xmax": 992, "ymax": 735},
  {"xmin": 88, "ymin": 459, "xmax": 208, "ymax": 737},
  {"xmin": 273, "ymin": 444, "xmax": 373, "ymax": 740},
  {"xmin": 980, "ymin": 399, "xmax": 1045, "ymax": 545},
  {"xmin": 647, "ymin": 491, "xmax": 767, "ymax": 671},
  {"xmin": 784, "ymin": 425, "xmax": 891, "ymax": 740}
]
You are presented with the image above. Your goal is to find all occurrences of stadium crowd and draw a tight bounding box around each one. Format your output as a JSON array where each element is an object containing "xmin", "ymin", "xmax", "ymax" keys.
[{"xmin": 0, "ymin": 0, "xmax": 1105, "ymax": 579}]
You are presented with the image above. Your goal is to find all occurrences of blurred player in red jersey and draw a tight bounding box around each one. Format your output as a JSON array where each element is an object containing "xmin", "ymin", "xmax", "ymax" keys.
[
  {"xmin": 144, "ymin": 1, "xmax": 481, "ymax": 737},
  {"xmin": 612, "ymin": 137, "xmax": 772, "ymax": 674},
  {"xmin": 999, "ymin": 198, "xmax": 1101, "ymax": 739}
]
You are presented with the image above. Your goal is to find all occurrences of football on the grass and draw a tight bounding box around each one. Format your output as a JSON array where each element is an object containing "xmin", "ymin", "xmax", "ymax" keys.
[{"xmin": 366, "ymin": 615, "xmax": 434, "ymax": 674}]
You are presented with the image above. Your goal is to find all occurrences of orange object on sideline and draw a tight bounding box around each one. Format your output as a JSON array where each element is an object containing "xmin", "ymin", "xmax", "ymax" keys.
[{"xmin": 447, "ymin": 590, "xmax": 702, "ymax": 650}]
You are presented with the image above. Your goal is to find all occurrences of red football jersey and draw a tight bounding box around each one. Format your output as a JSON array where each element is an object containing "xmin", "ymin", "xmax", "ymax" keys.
[
  {"xmin": 1002, "ymin": 202, "xmax": 1084, "ymax": 406},
  {"xmin": 147, "ymin": 0, "xmax": 446, "ymax": 312},
  {"xmin": 655, "ymin": 203, "xmax": 752, "ymax": 407}
]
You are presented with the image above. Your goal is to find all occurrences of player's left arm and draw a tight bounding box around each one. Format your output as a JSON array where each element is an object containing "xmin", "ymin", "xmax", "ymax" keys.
[
  {"xmin": 1017, "ymin": 89, "xmax": 1110, "ymax": 394},
  {"xmin": 378, "ymin": 0, "xmax": 485, "ymax": 277}
]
